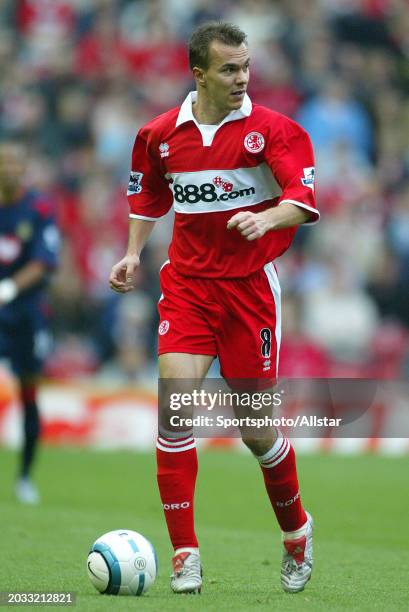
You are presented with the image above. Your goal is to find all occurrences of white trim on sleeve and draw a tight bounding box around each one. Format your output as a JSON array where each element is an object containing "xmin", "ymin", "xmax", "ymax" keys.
[
  {"xmin": 278, "ymin": 199, "xmax": 320, "ymax": 224},
  {"xmin": 159, "ymin": 259, "xmax": 170, "ymax": 271}
]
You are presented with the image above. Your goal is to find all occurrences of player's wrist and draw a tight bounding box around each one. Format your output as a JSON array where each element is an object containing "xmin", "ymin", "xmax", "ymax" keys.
[
  {"xmin": 126, "ymin": 252, "xmax": 141, "ymax": 261},
  {"xmin": 258, "ymin": 210, "xmax": 277, "ymax": 232},
  {"xmin": 0, "ymin": 278, "xmax": 18, "ymax": 303}
]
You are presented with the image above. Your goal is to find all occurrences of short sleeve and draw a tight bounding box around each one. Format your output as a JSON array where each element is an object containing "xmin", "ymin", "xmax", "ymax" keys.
[
  {"xmin": 127, "ymin": 126, "xmax": 173, "ymax": 220},
  {"xmin": 264, "ymin": 119, "xmax": 319, "ymax": 224}
]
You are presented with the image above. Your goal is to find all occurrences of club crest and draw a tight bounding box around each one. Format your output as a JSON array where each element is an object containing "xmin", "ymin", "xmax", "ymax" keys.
[{"xmin": 244, "ymin": 132, "xmax": 265, "ymax": 154}]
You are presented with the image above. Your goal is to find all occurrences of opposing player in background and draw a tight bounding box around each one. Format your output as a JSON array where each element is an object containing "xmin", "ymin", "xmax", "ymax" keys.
[
  {"xmin": 110, "ymin": 22, "xmax": 319, "ymax": 594},
  {"xmin": 0, "ymin": 141, "xmax": 59, "ymax": 504}
]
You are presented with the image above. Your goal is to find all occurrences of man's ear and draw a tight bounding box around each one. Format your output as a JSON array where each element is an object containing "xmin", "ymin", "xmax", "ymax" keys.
[{"xmin": 192, "ymin": 66, "xmax": 206, "ymax": 87}]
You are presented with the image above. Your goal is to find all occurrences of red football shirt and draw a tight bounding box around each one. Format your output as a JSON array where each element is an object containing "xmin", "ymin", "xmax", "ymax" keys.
[{"xmin": 127, "ymin": 92, "xmax": 319, "ymax": 278}]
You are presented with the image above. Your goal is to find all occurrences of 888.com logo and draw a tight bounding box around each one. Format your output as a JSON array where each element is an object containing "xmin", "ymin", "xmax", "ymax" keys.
[{"xmin": 173, "ymin": 176, "xmax": 255, "ymax": 204}]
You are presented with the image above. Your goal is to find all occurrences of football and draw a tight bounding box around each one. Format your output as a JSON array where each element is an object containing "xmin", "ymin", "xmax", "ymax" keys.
[{"xmin": 87, "ymin": 529, "xmax": 157, "ymax": 596}]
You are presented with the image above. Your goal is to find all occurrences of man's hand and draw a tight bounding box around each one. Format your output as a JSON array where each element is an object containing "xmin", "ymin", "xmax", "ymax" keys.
[
  {"xmin": 109, "ymin": 254, "xmax": 140, "ymax": 293},
  {"xmin": 0, "ymin": 278, "xmax": 18, "ymax": 305},
  {"xmin": 227, "ymin": 211, "xmax": 271, "ymax": 241},
  {"xmin": 227, "ymin": 204, "xmax": 312, "ymax": 239}
]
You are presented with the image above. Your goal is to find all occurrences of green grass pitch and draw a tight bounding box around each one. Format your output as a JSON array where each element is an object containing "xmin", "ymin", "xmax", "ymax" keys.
[{"xmin": 0, "ymin": 446, "xmax": 408, "ymax": 611}]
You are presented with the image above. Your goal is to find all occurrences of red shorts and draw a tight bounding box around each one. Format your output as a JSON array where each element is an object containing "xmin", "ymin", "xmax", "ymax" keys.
[{"xmin": 157, "ymin": 262, "xmax": 281, "ymax": 383}]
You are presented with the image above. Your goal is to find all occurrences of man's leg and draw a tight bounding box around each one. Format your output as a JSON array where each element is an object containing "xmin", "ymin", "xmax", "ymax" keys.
[
  {"xmin": 15, "ymin": 375, "xmax": 41, "ymax": 504},
  {"xmin": 20, "ymin": 378, "xmax": 41, "ymax": 478},
  {"xmin": 242, "ymin": 432, "xmax": 313, "ymax": 593},
  {"xmin": 242, "ymin": 433, "xmax": 307, "ymax": 532},
  {"xmin": 157, "ymin": 352, "xmax": 213, "ymax": 594},
  {"xmin": 6, "ymin": 315, "xmax": 43, "ymax": 504},
  {"xmin": 216, "ymin": 262, "xmax": 313, "ymax": 592}
]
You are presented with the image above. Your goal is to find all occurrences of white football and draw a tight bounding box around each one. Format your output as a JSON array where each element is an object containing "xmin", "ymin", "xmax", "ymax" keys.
[{"xmin": 87, "ymin": 529, "xmax": 157, "ymax": 596}]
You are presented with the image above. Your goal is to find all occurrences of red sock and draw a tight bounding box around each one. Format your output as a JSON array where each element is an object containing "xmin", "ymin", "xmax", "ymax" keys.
[
  {"xmin": 257, "ymin": 436, "xmax": 307, "ymax": 532},
  {"xmin": 156, "ymin": 435, "xmax": 198, "ymax": 550}
]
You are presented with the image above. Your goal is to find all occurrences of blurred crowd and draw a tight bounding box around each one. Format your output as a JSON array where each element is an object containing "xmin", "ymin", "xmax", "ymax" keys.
[{"xmin": 0, "ymin": 0, "xmax": 408, "ymax": 383}]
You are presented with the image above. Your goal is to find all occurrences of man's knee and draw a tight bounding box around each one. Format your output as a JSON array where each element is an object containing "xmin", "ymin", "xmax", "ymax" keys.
[{"xmin": 242, "ymin": 434, "xmax": 277, "ymax": 456}]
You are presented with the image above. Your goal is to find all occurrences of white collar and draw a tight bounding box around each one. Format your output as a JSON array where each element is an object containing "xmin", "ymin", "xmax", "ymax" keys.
[{"xmin": 176, "ymin": 90, "xmax": 252, "ymax": 128}]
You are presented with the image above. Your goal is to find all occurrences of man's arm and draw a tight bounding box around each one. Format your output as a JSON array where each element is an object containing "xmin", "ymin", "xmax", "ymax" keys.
[
  {"xmin": 228, "ymin": 118, "xmax": 318, "ymax": 241},
  {"xmin": 0, "ymin": 261, "xmax": 48, "ymax": 305},
  {"xmin": 111, "ymin": 123, "xmax": 172, "ymax": 293},
  {"xmin": 226, "ymin": 202, "xmax": 310, "ymax": 241},
  {"xmin": 0, "ymin": 202, "xmax": 59, "ymax": 305},
  {"xmin": 109, "ymin": 218, "xmax": 156, "ymax": 293}
]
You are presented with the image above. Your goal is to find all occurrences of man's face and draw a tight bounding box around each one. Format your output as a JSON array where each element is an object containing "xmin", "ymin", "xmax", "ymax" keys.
[
  {"xmin": 0, "ymin": 142, "xmax": 25, "ymax": 187},
  {"xmin": 199, "ymin": 41, "xmax": 250, "ymax": 113},
  {"xmin": 0, "ymin": 143, "xmax": 26, "ymax": 199}
]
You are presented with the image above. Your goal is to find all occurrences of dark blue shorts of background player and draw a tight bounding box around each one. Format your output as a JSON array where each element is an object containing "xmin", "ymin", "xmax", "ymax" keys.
[{"xmin": 0, "ymin": 141, "xmax": 59, "ymax": 504}]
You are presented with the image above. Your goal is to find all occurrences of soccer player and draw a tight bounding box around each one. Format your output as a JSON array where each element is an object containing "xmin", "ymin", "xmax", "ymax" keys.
[
  {"xmin": 110, "ymin": 22, "xmax": 319, "ymax": 594},
  {"xmin": 0, "ymin": 140, "xmax": 59, "ymax": 504}
]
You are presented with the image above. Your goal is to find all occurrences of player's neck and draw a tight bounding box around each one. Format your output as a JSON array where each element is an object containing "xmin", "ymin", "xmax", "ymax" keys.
[{"xmin": 192, "ymin": 95, "xmax": 231, "ymax": 125}]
